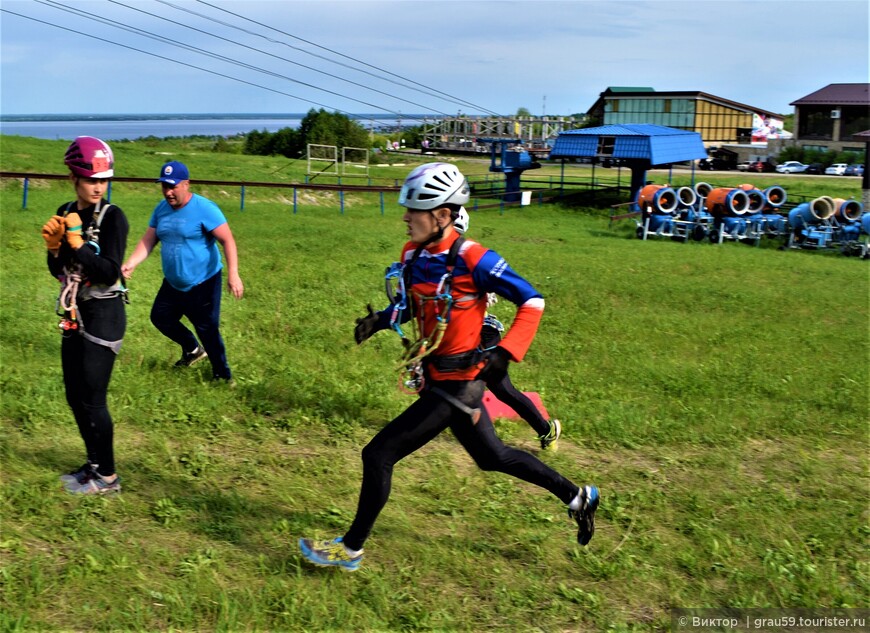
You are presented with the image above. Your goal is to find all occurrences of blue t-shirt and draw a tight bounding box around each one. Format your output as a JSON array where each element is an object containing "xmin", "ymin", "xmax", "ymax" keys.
[{"xmin": 149, "ymin": 193, "xmax": 227, "ymax": 291}]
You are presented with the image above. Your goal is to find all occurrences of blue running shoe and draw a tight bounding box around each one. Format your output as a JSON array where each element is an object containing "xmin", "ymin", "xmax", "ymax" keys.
[
  {"xmin": 298, "ymin": 536, "xmax": 363, "ymax": 571},
  {"xmin": 568, "ymin": 485, "xmax": 599, "ymax": 546}
]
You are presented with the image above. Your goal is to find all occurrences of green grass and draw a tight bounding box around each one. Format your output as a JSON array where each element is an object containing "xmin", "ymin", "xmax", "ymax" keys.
[{"xmin": 1, "ymin": 136, "xmax": 868, "ymax": 632}]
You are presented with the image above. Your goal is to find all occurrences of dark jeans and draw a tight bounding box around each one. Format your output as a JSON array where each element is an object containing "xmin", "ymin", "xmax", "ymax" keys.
[
  {"xmin": 342, "ymin": 380, "xmax": 579, "ymax": 551},
  {"xmin": 150, "ymin": 271, "xmax": 231, "ymax": 379},
  {"xmin": 62, "ymin": 296, "xmax": 125, "ymax": 476}
]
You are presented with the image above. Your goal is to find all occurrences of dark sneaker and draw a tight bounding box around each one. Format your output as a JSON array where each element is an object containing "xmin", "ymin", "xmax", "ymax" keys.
[
  {"xmin": 299, "ymin": 536, "xmax": 363, "ymax": 571},
  {"xmin": 60, "ymin": 462, "xmax": 96, "ymax": 487},
  {"xmin": 67, "ymin": 474, "xmax": 121, "ymax": 495},
  {"xmin": 174, "ymin": 346, "xmax": 207, "ymax": 367},
  {"xmin": 539, "ymin": 418, "xmax": 562, "ymax": 450},
  {"xmin": 568, "ymin": 485, "xmax": 599, "ymax": 546}
]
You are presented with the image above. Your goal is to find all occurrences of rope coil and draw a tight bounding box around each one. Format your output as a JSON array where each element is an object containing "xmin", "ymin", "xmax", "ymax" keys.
[{"xmin": 58, "ymin": 269, "xmax": 82, "ymax": 318}]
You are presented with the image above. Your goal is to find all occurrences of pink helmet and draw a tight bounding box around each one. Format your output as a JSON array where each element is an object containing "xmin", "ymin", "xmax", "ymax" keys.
[{"xmin": 64, "ymin": 136, "xmax": 114, "ymax": 178}]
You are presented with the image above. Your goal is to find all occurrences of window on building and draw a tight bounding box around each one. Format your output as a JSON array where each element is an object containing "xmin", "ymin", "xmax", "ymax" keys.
[
  {"xmin": 597, "ymin": 136, "xmax": 615, "ymax": 155},
  {"xmin": 841, "ymin": 105, "xmax": 870, "ymax": 140},
  {"xmin": 664, "ymin": 99, "xmax": 671, "ymax": 113},
  {"xmin": 798, "ymin": 108, "xmax": 834, "ymax": 140}
]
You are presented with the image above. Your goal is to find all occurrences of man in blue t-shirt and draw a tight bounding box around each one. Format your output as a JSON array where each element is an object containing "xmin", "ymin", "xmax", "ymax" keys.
[{"xmin": 123, "ymin": 161, "xmax": 244, "ymax": 381}]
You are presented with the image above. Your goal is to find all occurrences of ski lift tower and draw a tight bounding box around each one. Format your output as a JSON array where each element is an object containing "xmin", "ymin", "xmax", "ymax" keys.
[{"xmin": 476, "ymin": 137, "xmax": 541, "ymax": 202}]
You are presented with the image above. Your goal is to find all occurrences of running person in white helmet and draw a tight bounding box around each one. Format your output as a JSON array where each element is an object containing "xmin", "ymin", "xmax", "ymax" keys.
[
  {"xmin": 298, "ymin": 163, "xmax": 598, "ymax": 571},
  {"xmin": 453, "ymin": 208, "xmax": 561, "ymax": 450}
]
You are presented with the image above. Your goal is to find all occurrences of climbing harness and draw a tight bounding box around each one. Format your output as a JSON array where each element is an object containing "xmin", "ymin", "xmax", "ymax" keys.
[
  {"xmin": 55, "ymin": 200, "xmax": 127, "ymax": 353},
  {"xmin": 384, "ymin": 261, "xmax": 409, "ymax": 338},
  {"xmin": 385, "ymin": 237, "xmax": 466, "ymax": 394}
]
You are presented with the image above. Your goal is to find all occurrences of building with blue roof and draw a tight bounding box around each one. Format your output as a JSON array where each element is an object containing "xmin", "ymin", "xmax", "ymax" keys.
[{"xmin": 549, "ymin": 124, "xmax": 708, "ymax": 208}]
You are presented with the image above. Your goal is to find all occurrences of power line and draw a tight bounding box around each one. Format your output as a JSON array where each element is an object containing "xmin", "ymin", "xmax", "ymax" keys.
[
  {"xmin": 193, "ymin": 0, "xmax": 503, "ymax": 117},
  {"xmin": 158, "ymin": 0, "xmax": 496, "ymax": 116},
  {"xmin": 109, "ymin": 0, "xmax": 455, "ymax": 117},
  {"xmin": 27, "ymin": 0, "xmax": 430, "ymax": 125},
  {"xmin": 4, "ymin": 0, "xmax": 506, "ymax": 128},
  {"xmin": 0, "ymin": 7, "xmax": 348, "ymax": 116}
]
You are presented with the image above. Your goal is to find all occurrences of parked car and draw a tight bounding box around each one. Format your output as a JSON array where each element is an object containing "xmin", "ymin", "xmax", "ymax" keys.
[
  {"xmin": 748, "ymin": 161, "xmax": 775, "ymax": 173},
  {"xmin": 699, "ymin": 158, "xmax": 733, "ymax": 171},
  {"xmin": 805, "ymin": 163, "xmax": 824, "ymax": 175},
  {"xmin": 776, "ymin": 161, "xmax": 808, "ymax": 174},
  {"xmin": 825, "ymin": 163, "xmax": 848, "ymax": 175},
  {"xmin": 736, "ymin": 161, "xmax": 752, "ymax": 172},
  {"xmin": 844, "ymin": 164, "xmax": 865, "ymax": 176}
]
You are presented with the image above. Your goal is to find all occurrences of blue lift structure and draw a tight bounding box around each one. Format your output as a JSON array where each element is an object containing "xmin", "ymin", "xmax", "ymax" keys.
[{"xmin": 475, "ymin": 137, "xmax": 541, "ymax": 202}]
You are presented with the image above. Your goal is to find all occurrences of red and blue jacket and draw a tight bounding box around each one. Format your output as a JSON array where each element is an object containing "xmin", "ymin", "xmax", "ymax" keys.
[{"xmin": 380, "ymin": 232, "xmax": 544, "ymax": 381}]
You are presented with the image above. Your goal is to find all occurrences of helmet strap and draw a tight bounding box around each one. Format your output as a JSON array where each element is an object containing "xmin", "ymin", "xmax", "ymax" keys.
[{"xmin": 430, "ymin": 208, "xmax": 451, "ymax": 243}]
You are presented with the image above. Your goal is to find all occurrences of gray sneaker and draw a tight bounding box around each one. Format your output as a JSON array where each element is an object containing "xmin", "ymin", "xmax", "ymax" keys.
[
  {"xmin": 539, "ymin": 418, "xmax": 562, "ymax": 450},
  {"xmin": 67, "ymin": 474, "xmax": 121, "ymax": 495},
  {"xmin": 174, "ymin": 346, "xmax": 207, "ymax": 367},
  {"xmin": 59, "ymin": 462, "xmax": 96, "ymax": 487}
]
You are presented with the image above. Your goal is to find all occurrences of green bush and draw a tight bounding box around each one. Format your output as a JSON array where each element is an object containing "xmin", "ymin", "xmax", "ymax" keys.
[{"xmin": 777, "ymin": 147, "xmax": 863, "ymax": 168}]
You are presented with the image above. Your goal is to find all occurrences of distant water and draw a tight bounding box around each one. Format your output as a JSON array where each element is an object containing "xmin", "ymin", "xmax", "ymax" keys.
[
  {"xmin": 0, "ymin": 117, "xmax": 305, "ymax": 141},
  {"xmin": 0, "ymin": 114, "xmax": 433, "ymax": 141}
]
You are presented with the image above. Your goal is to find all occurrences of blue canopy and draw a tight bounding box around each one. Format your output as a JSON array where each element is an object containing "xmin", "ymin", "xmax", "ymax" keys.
[{"xmin": 550, "ymin": 124, "xmax": 707, "ymax": 166}]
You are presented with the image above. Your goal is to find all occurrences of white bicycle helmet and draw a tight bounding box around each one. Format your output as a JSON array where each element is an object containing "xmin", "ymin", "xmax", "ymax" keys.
[
  {"xmin": 453, "ymin": 207, "xmax": 470, "ymax": 234},
  {"xmin": 398, "ymin": 162, "xmax": 470, "ymax": 210}
]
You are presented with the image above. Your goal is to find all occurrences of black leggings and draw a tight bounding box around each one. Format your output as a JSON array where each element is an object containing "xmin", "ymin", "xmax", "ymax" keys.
[
  {"xmin": 61, "ymin": 298, "xmax": 124, "ymax": 476},
  {"xmin": 480, "ymin": 323, "xmax": 550, "ymax": 437},
  {"xmin": 485, "ymin": 373, "xmax": 551, "ymax": 437},
  {"xmin": 343, "ymin": 380, "xmax": 578, "ymax": 551}
]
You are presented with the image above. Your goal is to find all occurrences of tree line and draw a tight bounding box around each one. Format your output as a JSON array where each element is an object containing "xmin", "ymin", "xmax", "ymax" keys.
[{"xmin": 242, "ymin": 108, "xmax": 372, "ymax": 159}]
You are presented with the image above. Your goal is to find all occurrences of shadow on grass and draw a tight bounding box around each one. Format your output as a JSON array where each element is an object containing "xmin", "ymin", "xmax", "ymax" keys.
[{"xmin": 11, "ymin": 443, "xmax": 320, "ymax": 556}]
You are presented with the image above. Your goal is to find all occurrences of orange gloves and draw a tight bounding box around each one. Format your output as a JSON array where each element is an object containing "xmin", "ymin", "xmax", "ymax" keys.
[
  {"xmin": 64, "ymin": 213, "xmax": 84, "ymax": 250},
  {"xmin": 41, "ymin": 215, "xmax": 66, "ymax": 253}
]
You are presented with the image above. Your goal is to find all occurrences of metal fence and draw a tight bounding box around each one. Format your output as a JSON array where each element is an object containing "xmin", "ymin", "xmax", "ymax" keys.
[{"xmin": 2, "ymin": 171, "xmax": 628, "ymax": 214}]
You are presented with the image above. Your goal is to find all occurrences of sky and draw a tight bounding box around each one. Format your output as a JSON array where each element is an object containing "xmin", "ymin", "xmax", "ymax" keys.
[{"xmin": 1, "ymin": 0, "xmax": 868, "ymax": 119}]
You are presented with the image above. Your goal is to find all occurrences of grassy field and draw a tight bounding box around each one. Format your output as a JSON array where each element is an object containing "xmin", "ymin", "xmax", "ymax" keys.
[{"xmin": 1, "ymin": 136, "xmax": 868, "ymax": 632}]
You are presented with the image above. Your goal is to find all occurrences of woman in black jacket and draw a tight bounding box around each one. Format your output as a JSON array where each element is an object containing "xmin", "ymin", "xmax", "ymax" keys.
[{"xmin": 42, "ymin": 136, "xmax": 129, "ymax": 495}]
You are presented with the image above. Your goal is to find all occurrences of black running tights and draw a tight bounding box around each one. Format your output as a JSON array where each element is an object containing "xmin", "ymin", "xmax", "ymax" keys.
[
  {"xmin": 342, "ymin": 380, "xmax": 579, "ymax": 551},
  {"xmin": 485, "ymin": 373, "xmax": 551, "ymax": 437}
]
